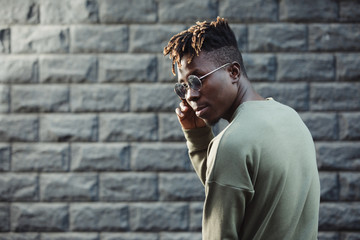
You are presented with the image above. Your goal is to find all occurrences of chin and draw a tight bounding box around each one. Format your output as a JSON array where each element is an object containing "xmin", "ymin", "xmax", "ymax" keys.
[{"xmin": 203, "ymin": 117, "xmax": 221, "ymax": 127}]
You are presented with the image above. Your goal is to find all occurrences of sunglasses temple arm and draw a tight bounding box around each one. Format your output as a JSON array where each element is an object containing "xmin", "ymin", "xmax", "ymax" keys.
[{"xmin": 199, "ymin": 63, "xmax": 231, "ymax": 80}]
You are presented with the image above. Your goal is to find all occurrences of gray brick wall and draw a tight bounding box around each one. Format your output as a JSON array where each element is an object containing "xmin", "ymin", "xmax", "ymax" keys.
[{"xmin": 0, "ymin": 0, "xmax": 359, "ymax": 239}]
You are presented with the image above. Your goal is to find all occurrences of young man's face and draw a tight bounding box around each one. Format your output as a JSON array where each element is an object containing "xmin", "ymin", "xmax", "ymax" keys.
[{"xmin": 176, "ymin": 51, "xmax": 239, "ymax": 126}]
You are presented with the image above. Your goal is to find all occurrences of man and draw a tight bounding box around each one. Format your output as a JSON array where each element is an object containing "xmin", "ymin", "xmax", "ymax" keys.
[{"xmin": 163, "ymin": 17, "xmax": 320, "ymax": 240}]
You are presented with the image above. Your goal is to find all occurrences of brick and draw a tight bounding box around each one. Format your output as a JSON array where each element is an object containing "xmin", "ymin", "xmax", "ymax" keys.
[
  {"xmin": 340, "ymin": 1, "xmax": 360, "ymax": 22},
  {"xmin": 99, "ymin": 54, "xmax": 157, "ymax": 83},
  {"xmin": 159, "ymin": 113, "xmax": 185, "ymax": 142},
  {"xmin": 190, "ymin": 202, "xmax": 203, "ymax": 231},
  {"xmin": 41, "ymin": 173, "xmax": 98, "ymax": 201},
  {"xmin": 219, "ymin": 0, "xmax": 277, "ymax": 22},
  {"xmin": 319, "ymin": 203, "xmax": 360, "ymax": 230},
  {"xmin": 130, "ymin": 203, "xmax": 188, "ymax": 231},
  {"xmin": 158, "ymin": 55, "xmax": 177, "ymax": 83},
  {"xmin": 132, "ymin": 143, "xmax": 190, "ymax": 171},
  {"xmin": 339, "ymin": 172, "xmax": 360, "ymax": 201},
  {"xmin": 99, "ymin": 0, "xmax": 156, "ymax": 23},
  {"xmin": 0, "ymin": 144, "xmax": 10, "ymax": 171},
  {"xmin": 158, "ymin": 0, "xmax": 217, "ymax": 23},
  {"xmin": 0, "ymin": 204, "xmax": 9, "ymax": 232},
  {"xmin": 300, "ymin": 113, "xmax": 337, "ymax": 140},
  {"xmin": 253, "ymin": 83, "xmax": 309, "ymax": 111},
  {"xmin": 279, "ymin": 0, "xmax": 338, "ymax": 22},
  {"xmin": 277, "ymin": 54, "xmax": 335, "ymax": 82},
  {"xmin": 249, "ymin": 24, "xmax": 306, "ymax": 52},
  {"xmin": 40, "ymin": 114, "xmax": 98, "ymax": 142},
  {"xmin": 309, "ymin": 24, "xmax": 360, "ymax": 51},
  {"xmin": 12, "ymin": 85, "xmax": 69, "ymax": 113},
  {"xmin": 130, "ymin": 25, "xmax": 185, "ymax": 53},
  {"xmin": 159, "ymin": 173, "xmax": 204, "ymax": 201},
  {"xmin": 40, "ymin": 233, "xmax": 98, "ymax": 240},
  {"xmin": 310, "ymin": 83, "xmax": 360, "ymax": 111},
  {"xmin": 0, "ymin": 85, "xmax": 9, "ymax": 113},
  {"xmin": 71, "ymin": 25, "xmax": 128, "ymax": 53},
  {"xmin": 0, "ymin": 56, "xmax": 38, "ymax": 83},
  {"xmin": 11, "ymin": 203, "xmax": 68, "ymax": 232},
  {"xmin": 319, "ymin": 172, "xmax": 339, "ymax": 201},
  {"xmin": 12, "ymin": 26, "xmax": 69, "ymax": 53},
  {"xmin": 243, "ymin": 54, "xmax": 276, "ymax": 82},
  {"xmin": 0, "ymin": 0, "xmax": 39, "ymax": 24},
  {"xmin": 71, "ymin": 143, "xmax": 130, "ymax": 171},
  {"xmin": 100, "ymin": 173, "xmax": 157, "ymax": 201},
  {"xmin": 39, "ymin": 55, "xmax": 97, "ymax": 83},
  {"xmin": 230, "ymin": 24, "xmax": 247, "ymax": 52},
  {"xmin": 70, "ymin": 203, "xmax": 128, "ymax": 231},
  {"xmin": 101, "ymin": 233, "xmax": 158, "ymax": 240},
  {"xmin": 316, "ymin": 142, "xmax": 360, "ymax": 171},
  {"xmin": 40, "ymin": 0, "xmax": 98, "ymax": 24},
  {"xmin": 0, "ymin": 115, "xmax": 38, "ymax": 142},
  {"xmin": 337, "ymin": 54, "xmax": 360, "ymax": 81},
  {"xmin": 339, "ymin": 113, "xmax": 360, "ymax": 140},
  {"xmin": 131, "ymin": 84, "xmax": 178, "ymax": 112},
  {"xmin": 341, "ymin": 232, "xmax": 360, "ymax": 240},
  {"xmin": 100, "ymin": 113, "xmax": 157, "ymax": 141},
  {"xmin": 318, "ymin": 232, "xmax": 339, "ymax": 240},
  {"xmin": 12, "ymin": 144, "xmax": 69, "ymax": 172},
  {"xmin": 0, "ymin": 27, "xmax": 10, "ymax": 53},
  {"xmin": 0, "ymin": 234, "xmax": 39, "ymax": 240},
  {"xmin": 0, "ymin": 174, "xmax": 38, "ymax": 201},
  {"xmin": 159, "ymin": 233, "xmax": 202, "ymax": 240},
  {"xmin": 71, "ymin": 84, "xmax": 129, "ymax": 112}
]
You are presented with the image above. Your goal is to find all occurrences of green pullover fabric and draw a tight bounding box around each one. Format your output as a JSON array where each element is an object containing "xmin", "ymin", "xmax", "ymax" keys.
[{"xmin": 183, "ymin": 99, "xmax": 320, "ymax": 240}]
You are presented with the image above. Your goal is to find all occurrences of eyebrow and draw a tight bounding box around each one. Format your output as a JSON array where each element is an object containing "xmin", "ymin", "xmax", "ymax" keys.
[
  {"xmin": 178, "ymin": 68, "xmax": 202, "ymax": 83},
  {"xmin": 191, "ymin": 69, "xmax": 202, "ymax": 76}
]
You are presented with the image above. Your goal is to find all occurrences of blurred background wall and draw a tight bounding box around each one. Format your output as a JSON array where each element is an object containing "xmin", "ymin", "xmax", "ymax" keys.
[{"xmin": 0, "ymin": 0, "xmax": 359, "ymax": 239}]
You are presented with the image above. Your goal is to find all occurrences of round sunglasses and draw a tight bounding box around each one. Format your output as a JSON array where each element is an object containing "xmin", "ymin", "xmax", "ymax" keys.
[{"xmin": 174, "ymin": 63, "xmax": 231, "ymax": 99}]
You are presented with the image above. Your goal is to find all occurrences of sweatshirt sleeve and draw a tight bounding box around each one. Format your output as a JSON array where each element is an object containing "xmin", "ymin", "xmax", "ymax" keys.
[
  {"xmin": 201, "ymin": 128, "xmax": 255, "ymax": 239},
  {"xmin": 202, "ymin": 182, "xmax": 254, "ymax": 239},
  {"xmin": 183, "ymin": 126, "xmax": 214, "ymax": 185}
]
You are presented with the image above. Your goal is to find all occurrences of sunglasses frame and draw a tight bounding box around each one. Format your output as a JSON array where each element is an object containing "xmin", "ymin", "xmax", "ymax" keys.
[{"xmin": 174, "ymin": 63, "xmax": 231, "ymax": 99}]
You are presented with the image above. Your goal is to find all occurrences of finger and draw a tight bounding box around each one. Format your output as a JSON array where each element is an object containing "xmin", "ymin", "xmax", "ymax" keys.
[
  {"xmin": 175, "ymin": 107, "xmax": 184, "ymax": 118},
  {"xmin": 179, "ymin": 101, "xmax": 188, "ymax": 112}
]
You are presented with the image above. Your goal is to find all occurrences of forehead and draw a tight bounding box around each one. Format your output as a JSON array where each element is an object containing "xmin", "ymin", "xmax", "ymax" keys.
[{"xmin": 176, "ymin": 52, "xmax": 215, "ymax": 78}]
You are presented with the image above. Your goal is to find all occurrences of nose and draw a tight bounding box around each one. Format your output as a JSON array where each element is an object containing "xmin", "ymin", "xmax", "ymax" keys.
[{"xmin": 185, "ymin": 87, "xmax": 200, "ymax": 101}]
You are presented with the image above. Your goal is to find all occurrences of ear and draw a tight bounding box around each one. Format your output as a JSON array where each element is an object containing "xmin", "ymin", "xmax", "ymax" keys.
[{"xmin": 229, "ymin": 62, "xmax": 241, "ymax": 83}]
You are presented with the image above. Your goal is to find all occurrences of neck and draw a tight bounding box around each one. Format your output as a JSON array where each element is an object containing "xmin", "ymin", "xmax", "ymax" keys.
[{"xmin": 223, "ymin": 75, "xmax": 264, "ymax": 122}]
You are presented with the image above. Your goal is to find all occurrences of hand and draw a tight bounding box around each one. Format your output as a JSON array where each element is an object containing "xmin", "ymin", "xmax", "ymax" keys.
[{"xmin": 175, "ymin": 99, "xmax": 206, "ymax": 129}]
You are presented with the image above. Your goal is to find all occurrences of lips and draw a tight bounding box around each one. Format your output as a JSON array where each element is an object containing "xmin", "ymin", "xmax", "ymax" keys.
[{"xmin": 194, "ymin": 105, "xmax": 209, "ymax": 117}]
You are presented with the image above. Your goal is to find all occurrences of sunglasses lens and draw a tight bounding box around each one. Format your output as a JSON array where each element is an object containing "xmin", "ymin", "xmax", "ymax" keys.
[
  {"xmin": 174, "ymin": 76, "xmax": 202, "ymax": 99},
  {"xmin": 188, "ymin": 75, "xmax": 202, "ymax": 91},
  {"xmin": 174, "ymin": 83, "xmax": 186, "ymax": 99}
]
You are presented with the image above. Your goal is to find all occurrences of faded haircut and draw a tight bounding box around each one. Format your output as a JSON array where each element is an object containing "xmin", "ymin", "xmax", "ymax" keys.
[{"xmin": 163, "ymin": 16, "xmax": 247, "ymax": 78}]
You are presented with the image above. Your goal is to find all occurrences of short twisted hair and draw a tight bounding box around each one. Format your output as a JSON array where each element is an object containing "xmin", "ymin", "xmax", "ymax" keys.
[{"xmin": 163, "ymin": 17, "xmax": 247, "ymax": 78}]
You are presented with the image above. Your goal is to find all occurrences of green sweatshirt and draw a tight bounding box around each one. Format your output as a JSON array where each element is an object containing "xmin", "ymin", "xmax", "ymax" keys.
[{"xmin": 184, "ymin": 99, "xmax": 320, "ymax": 240}]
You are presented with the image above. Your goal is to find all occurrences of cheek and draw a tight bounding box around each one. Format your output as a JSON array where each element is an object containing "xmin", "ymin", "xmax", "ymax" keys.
[
  {"xmin": 201, "ymin": 77, "xmax": 237, "ymax": 107},
  {"xmin": 207, "ymin": 90, "xmax": 234, "ymax": 115},
  {"xmin": 213, "ymin": 82, "xmax": 236, "ymax": 103}
]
